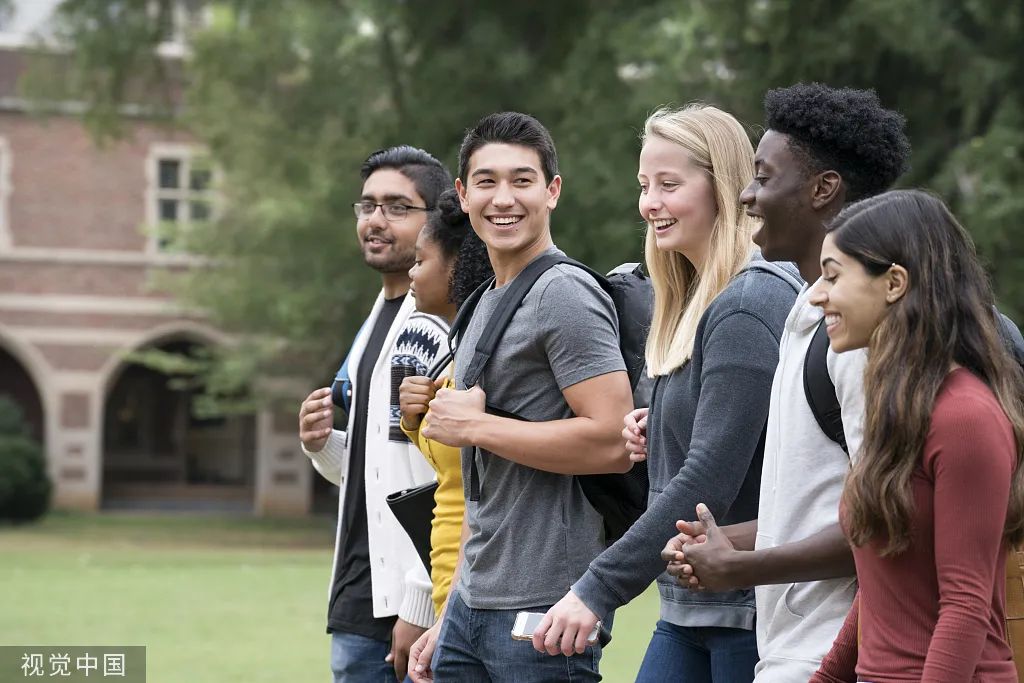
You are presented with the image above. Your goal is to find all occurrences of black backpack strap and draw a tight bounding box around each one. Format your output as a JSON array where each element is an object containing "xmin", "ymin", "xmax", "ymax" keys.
[
  {"xmin": 453, "ymin": 253, "xmax": 567, "ymax": 501},
  {"xmin": 803, "ymin": 318, "xmax": 849, "ymax": 455},
  {"xmin": 461, "ymin": 252, "xmax": 567, "ymax": 387},
  {"xmin": 467, "ymin": 447, "xmax": 481, "ymax": 504},
  {"xmin": 448, "ymin": 277, "xmax": 493, "ymax": 355},
  {"xmin": 425, "ymin": 351, "xmax": 453, "ymax": 382}
]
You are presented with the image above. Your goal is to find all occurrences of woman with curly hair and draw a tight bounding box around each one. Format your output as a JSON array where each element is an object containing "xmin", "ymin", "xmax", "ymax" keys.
[
  {"xmin": 810, "ymin": 190, "xmax": 1022, "ymax": 682},
  {"xmin": 398, "ymin": 187, "xmax": 493, "ymax": 618}
]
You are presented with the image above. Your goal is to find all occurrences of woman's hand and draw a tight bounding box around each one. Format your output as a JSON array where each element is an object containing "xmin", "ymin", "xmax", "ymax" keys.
[
  {"xmin": 400, "ymin": 375, "xmax": 439, "ymax": 429},
  {"xmin": 532, "ymin": 591, "xmax": 600, "ymax": 656},
  {"xmin": 622, "ymin": 407, "xmax": 649, "ymax": 462}
]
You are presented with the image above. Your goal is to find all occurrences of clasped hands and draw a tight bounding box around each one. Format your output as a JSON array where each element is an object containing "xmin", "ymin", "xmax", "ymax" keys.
[
  {"xmin": 661, "ymin": 503, "xmax": 746, "ymax": 593},
  {"xmin": 398, "ymin": 375, "xmax": 486, "ymax": 447}
]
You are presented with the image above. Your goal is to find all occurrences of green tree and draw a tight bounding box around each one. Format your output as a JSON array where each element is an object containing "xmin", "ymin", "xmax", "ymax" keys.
[
  {"xmin": 0, "ymin": 397, "xmax": 51, "ymax": 522},
  {"xmin": 25, "ymin": 0, "xmax": 1024, "ymax": 404}
]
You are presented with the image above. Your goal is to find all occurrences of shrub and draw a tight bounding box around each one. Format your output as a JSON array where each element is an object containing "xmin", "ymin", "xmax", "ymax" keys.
[{"xmin": 0, "ymin": 396, "xmax": 50, "ymax": 521}]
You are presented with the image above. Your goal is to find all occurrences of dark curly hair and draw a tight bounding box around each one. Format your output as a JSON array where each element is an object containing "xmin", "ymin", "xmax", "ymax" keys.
[
  {"xmin": 764, "ymin": 83, "xmax": 911, "ymax": 201},
  {"xmin": 423, "ymin": 189, "xmax": 494, "ymax": 307}
]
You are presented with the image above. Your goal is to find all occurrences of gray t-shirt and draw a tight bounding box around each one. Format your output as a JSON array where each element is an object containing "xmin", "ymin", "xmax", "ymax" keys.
[{"xmin": 454, "ymin": 248, "xmax": 626, "ymax": 610}]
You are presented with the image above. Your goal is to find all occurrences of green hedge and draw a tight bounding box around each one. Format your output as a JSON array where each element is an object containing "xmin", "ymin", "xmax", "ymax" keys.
[{"xmin": 0, "ymin": 397, "xmax": 50, "ymax": 521}]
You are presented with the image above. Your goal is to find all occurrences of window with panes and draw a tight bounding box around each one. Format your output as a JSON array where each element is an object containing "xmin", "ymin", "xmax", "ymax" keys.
[{"xmin": 154, "ymin": 156, "xmax": 215, "ymax": 250}]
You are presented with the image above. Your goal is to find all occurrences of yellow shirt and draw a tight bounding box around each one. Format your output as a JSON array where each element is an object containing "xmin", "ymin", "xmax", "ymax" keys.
[{"xmin": 400, "ymin": 376, "xmax": 465, "ymax": 615}]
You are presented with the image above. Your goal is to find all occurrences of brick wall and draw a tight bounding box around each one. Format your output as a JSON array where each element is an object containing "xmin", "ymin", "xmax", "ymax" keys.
[{"xmin": 1, "ymin": 112, "xmax": 193, "ymax": 251}]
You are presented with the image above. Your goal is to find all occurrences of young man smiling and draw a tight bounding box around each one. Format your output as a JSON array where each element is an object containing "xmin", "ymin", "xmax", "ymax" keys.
[
  {"xmin": 660, "ymin": 84, "xmax": 911, "ymax": 681},
  {"xmin": 298, "ymin": 146, "xmax": 452, "ymax": 683},
  {"xmin": 407, "ymin": 112, "xmax": 633, "ymax": 683}
]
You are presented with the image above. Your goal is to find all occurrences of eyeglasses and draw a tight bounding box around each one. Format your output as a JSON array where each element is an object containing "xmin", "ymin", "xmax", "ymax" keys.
[{"xmin": 352, "ymin": 201, "xmax": 430, "ymax": 221}]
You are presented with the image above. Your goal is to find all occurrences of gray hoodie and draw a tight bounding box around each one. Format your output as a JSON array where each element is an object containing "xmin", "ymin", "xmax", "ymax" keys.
[{"xmin": 572, "ymin": 257, "xmax": 800, "ymax": 629}]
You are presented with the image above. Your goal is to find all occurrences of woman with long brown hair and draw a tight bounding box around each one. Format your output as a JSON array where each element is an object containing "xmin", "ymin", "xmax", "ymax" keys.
[{"xmin": 809, "ymin": 189, "xmax": 1023, "ymax": 682}]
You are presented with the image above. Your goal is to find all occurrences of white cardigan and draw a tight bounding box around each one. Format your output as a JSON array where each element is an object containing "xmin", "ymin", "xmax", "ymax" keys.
[{"xmin": 303, "ymin": 292, "xmax": 438, "ymax": 629}]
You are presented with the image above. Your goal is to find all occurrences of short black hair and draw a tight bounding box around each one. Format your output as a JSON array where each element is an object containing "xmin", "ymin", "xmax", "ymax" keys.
[
  {"xmin": 458, "ymin": 112, "xmax": 559, "ymax": 184},
  {"xmin": 764, "ymin": 83, "xmax": 911, "ymax": 201},
  {"xmin": 423, "ymin": 189, "xmax": 494, "ymax": 307},
  {"xmin": 360, "ymin": 145, "xmax": 452, "ymax": 208}
]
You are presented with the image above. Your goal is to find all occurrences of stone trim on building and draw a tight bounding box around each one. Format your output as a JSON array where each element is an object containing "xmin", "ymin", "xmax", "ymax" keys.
[{"xmin": 0, "ymin": 135, "xmax": 11, "ymax": 250}]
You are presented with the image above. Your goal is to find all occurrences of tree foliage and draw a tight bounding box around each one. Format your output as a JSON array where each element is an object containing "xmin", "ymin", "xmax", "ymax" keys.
[
  {"xmin": 0, "ymin": 397, "xmax": 51, "ymax": 522},
  {"xmin": 25, "ymin": 0, "xmax": 1024, "ymax": 404}
]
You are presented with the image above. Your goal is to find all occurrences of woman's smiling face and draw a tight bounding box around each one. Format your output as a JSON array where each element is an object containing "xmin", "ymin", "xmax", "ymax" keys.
[
  {"xmin": 810, "ymin": 232, "xmax": 896, "ymax": 352},
  {"xmin": 637, "ymin": 135, "xmax": 717, "ymax": 265}
]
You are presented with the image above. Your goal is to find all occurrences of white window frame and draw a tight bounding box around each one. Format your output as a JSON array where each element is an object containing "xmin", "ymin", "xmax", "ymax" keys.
[
  {"xmin": 151, "ymin": 1, "xmax": 216, "ymax": 58},
  {"xmin": 144, "ymin": 142, "xmax": 220, "ymax": 254}
]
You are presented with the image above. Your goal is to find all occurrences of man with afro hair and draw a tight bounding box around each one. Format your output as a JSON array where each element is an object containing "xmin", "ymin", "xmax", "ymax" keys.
[{"xmin": 660, "ymin": 83, "xmax": 910, "ymax": 681}]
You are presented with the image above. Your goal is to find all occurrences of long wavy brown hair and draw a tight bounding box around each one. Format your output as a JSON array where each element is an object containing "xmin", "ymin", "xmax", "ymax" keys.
[{"xmin": 832, "ymin": 190, "xmax": 1024, "ymax": 556}]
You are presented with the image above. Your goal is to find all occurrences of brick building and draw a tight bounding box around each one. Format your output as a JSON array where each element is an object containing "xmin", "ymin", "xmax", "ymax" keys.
[{"xmin": 0, "ymin": 3, "xmax": 318, "ymax": 515}]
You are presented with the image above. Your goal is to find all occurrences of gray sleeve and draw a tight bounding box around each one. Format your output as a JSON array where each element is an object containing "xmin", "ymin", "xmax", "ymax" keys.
[
  {"xmin": 572, "ymin": 310, "xmax": 781, "ymax": 618},
  {"xmin": 534, "ymin": 270, "xmax": 626, "ymax": 389},
  {"xmin": 997, "ymin": 311, "xmax": 1024, "ymax": 363}
]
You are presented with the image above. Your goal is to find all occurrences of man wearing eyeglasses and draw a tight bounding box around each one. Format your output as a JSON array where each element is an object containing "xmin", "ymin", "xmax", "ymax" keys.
[{"xmin": 299, "ymin": 146, "xmax": 452, "ymax": 682}]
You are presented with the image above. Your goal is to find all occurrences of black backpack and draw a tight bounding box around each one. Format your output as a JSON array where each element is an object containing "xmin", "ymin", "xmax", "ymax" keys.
[
  {"xmin": 448, "ymin": 252, "xmax": 653, "ymax": 543},
  {"xmin": 803, "ymin": 308, "xmax": 1024, "ymax": 455}
]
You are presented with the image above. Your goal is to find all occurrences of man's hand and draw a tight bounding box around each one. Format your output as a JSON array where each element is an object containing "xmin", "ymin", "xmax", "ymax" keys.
[
  {"xmin": 399, "ymin": 376, "xmax": 439, "ymax": 429},
  {"xmin": 299, "ymin": 387, "xmax": 333, "ymax": 452},
  {"xmin": 663, "ymin": 504, "xmax": 745, "ymax": 593},
  {"xmin": 420, "ymin": 385, "xmax": 486, "ymax": 447},
  {"xmin": 662, "ymin": 518, "xmax": 707, "ymax": 588},
  {"xmin": 387, "ymin": 618, "xmax": 427, "ymax": 681},
  {"xmin": 532, "ymin": 590, "xmax": 600, "ymax": 656},
  {"xmin": 622, "ymin": 407, "xmax": 649, "ymax": 462},
  {"xmin": 408, "ymin": 620, "xmax": 442, "ymax": 682}
]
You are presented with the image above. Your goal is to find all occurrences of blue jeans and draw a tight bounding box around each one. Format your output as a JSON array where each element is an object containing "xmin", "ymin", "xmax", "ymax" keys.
[
  {"xmin": 432, "ymin": 591, "xmax": 603, "ymax": 682},
  {"xmin": 330, "ymin": 631, "xmax": 412, "ymax": 683},
  {"xmin": 635, "ymin": 621, "xmax": 758, "ymax": 683}
]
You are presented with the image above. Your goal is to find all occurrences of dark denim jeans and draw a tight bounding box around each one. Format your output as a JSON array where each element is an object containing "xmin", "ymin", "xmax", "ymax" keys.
[
  {"xmin": 635, "ymin": 620, "xmax": 758, "ymax": 683},
  {"xmin": 432, "ymin": 591, "xmax": 603, "ymax": 682},
  {"xmin": 330, "ymin": 631, "xmax": 412, "ymax": 683}
]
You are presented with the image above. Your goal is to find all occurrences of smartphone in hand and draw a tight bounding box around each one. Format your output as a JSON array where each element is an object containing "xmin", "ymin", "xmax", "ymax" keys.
[{"xmin": 510, "ymin": 611, "xmax": 601, "ymax": 645}]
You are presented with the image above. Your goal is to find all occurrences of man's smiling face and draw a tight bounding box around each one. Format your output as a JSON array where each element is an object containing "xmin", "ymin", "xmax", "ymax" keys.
[
  {"xmin": 356, "ymin": 169, "xmax": 428, "ymax": 273},
  {"xmin": 456, "ymin": 143, "xmax": 560, "ymax": 257}
]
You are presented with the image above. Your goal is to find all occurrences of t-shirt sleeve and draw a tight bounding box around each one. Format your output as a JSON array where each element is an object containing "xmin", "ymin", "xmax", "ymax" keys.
[
  {"xmin": 533, "ymin": 268, "xmax": 626, "ymax": 390},
  {"xmin": 923, "ymin": 394, "xmax": 1014, "ymax": 680}
]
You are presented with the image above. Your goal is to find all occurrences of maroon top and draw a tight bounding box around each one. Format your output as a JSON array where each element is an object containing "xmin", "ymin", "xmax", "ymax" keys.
[{"xmin": 813, "ymin": 369, "xmax": 1017, "ymax": 682}]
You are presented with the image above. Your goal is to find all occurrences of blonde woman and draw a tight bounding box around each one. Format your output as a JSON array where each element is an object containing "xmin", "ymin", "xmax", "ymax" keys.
[{"xmin": 533, "ymin": 105, "xmax": 800, "ymax": 682}]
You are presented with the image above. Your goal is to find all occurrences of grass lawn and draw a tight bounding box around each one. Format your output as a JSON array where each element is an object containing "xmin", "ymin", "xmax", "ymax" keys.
[{"xmin": 0, "ymin": 512, "xmax": 658, "ymax": 682}]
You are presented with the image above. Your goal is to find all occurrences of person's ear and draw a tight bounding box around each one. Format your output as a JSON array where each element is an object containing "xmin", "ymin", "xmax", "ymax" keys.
[
  {"xmin": 455, "ymin": 178, "xmax": 469, "ymax": 212},
  {"xmin": 885, "ymin": 264, "xmax": 909, "ymax": 304},
  {"xmin": 811, "ymin": 170, "xmax": 843, "ymax": 210},
  {"xmin": 546, "ymin": 175, "xmax": 562, "ymax": 210}
]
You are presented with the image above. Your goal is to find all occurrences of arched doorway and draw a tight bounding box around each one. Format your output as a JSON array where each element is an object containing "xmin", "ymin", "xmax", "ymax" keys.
[
  {"xmin": 0, "ymin": 345, "xmax": 44, "ymax": 443},
  {"xmin": 101, "ymin": 338, "xmax": 256, "ymax": 511}
]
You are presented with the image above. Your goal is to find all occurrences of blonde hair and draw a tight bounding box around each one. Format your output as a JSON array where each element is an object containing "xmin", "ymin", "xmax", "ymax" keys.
[{"xmin": 643, "ymin": 105, "xmax": 757, "ymax": 375}]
